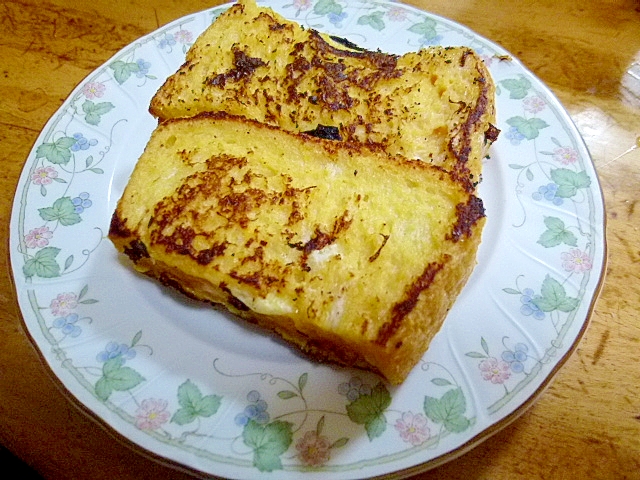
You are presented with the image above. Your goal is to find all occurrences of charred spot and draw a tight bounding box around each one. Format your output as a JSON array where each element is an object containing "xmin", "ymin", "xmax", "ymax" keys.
[
  {"xmin": 123, "ymin": 240, "xmax": 149, "ymax": 263},
  {"xmin": 289, "ymin": 210, "xmax": 352, "ymax": 269},
  {"xmin": 450, "ymin": 99, "xmax": 468, "ymax": 114},
  {"xmin": 376, "ymin": 260, "xmax": 447, "ymax": 346},
  {"xmin": 196, "ymin": 242, "xmax": 228, "ymax": 265},
  {"xmin": 219, "ymin": 282, "xmax": 250, "ymax": 311},
  {"xmin": 303, "ymin": 124, "xmax": 342, "ymax": 141},
  {"xmin": 448, "ymin": 62, "xmax": 491, "ymax": 175},
  {"xmin": 485, "ymin": 123, "xmax": 501, "ymax": 143},
  {"xmin": 109, "ymin": 212, "xmax": 131, "ymax": 238},
  {"xmin": 227, "ymin": 293, "xmax": 250, "ymax": 311},
  {"xmin": 269, "ymin": 21, "xmax": 289, "ymax": 31},
  {"xmin": 329, "ymin": 35, "xmax": 367, "ymax": 52},
  {"xmin": 287, "ymin": 202, "xmax": 305, "ymax": 226},
  {"xmin": 157, "ymin": 225, "xmax": 197, "ymax": 255},
  {"xmin": 158, "ymin": 272, "xmax": 198, "ymax": 300},
  {"xmin": 207, "ymin": 47, "xmax": 267, "ymax": 88},
  {"xmin": 361, "ymin": 319, "xmax": 369, "ymax": 335},
  {"xmin": 460, "ymin": 49, "xmax": 473, "ymax": 67},
  {"xmin": 368, "ymin": 234, "xmax": 390, "ymax": 262},
  {"xmin": 241, "ymin": 246, "xmax": 265, "ymax": 265},
  {"xmin": 218, "ymin": 188, "xmax": 270, "ymax": 229},
  {"xmin": 447, "ymin": 196, "xmax": 485, "ymax": 242},
  {"xmin": 313, "ymin": 74, "xmax": 354, "ymax": 111},
  {"xmin": 230, "ymin": 270, "xmax": 281, "ymax": 291}
]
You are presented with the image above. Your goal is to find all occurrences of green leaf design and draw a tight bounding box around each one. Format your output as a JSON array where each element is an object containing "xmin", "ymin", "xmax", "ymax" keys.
[
  {"xmin": 242, "ymin": 420, "xmax": 293, "ymax": 472},
  {"xmin": 481, "ymin": 337, "xmax": 489, "ymax": 355},
  {"xmin": 550, "ymin": 168, "xmax": 591, "ymax": 198},
  {"xmin": 131, "ymin": 330, "xmax": 142, "ymax": 347},
  {"xmin": 503, "ymin": 288, "xmax": 521, "ymax": 295},
  {"xmin": 298, "ymin": 372, "xmax": 308, "ymax": 392},
  {"xmin": 431, "ymin": 378, "xmax": 452, "ymax": 386},
  {"xmin": 465, "ymin": 351, "xmax": 487, "ymax": 359},
  {"xmin": 424, "ymin": 387, "xmax": 470, "ymax": 433},
  {"xmin": 526, "ymin": 168, "xmax": 534, "ymax": 181},
  {"xmin": 23, "ymin": 247, "xmax": 61, "ymax": 278},
  {"xmin": 345, "ymin": 382, "xmax": 391, "ymax": 440},
  {"xmin": 171, "ymin": 379, "xmax": 221, "ymax": 425},
  {"xmin": 277, "ymin": 390, "xmax": 297, "ymax": 400},
  {"xmin": 35, "ymin": 137, "xmax": 76, "ymax": 165},
  {"xmin": 532, "ymin": 275, "xmax": 579, "ymax": 313},
  {"xmin": 110, "ymin": 60, "xmax": 140, "ymax": 84},
  {"xmin": 95, "ymin": 356, "xmax": 145, "ymax": 401},
  {"xmin": 82, "ymin": 100, "xmax": 115, "ymax": 126},
  {"xmin": 408, "ymin": 18, "xmax": 437, "ymax": 40},
  {"xmin": 331, "ymin": 437, "xmax": 349, "ymax": 448},
  {"xmin": 506, "ymin": 116, "xmax": 549, "ymax": 140},
  {"xmin": 357, "ymin": 11, "xmax": 385, "ymax": 31},
  {"xmin": 313, "ymin": 0, "xmax": 342, "ymax": 15},
  {"xmin": 500, "ymin": 77, "xmax": 532, "ymax": 99},
  {"xmin": 538, "ymin": 216, "xmax": 578, "ymax": 248},
  {"xmin": 38, "ymin": 197, "xmax": 82, "ymax": 226}
]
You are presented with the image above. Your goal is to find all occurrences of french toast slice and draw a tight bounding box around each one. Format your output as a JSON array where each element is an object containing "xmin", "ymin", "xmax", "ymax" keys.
[
  {"xmin": 109, "ymin": 112, "xmax": 485, "ymax": 384},
  {"xmin": 149, "ymin": 0, "xmax": 498, "ymax": 188}
]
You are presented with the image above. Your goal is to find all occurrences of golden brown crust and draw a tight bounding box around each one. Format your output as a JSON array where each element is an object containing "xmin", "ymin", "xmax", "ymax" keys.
[
  {"xmin": 109, "ymin": 112, "xmax": 486, "ymax": 384},
  {"xmin": 148, "ymin": 0, "xmax": 498, "ymax": 188}
]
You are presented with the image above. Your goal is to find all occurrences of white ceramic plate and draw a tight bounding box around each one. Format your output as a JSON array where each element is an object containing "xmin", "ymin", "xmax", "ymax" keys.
[{"xmin": 10, "ymin": 1, "xmax": 606, "ymax": 478}]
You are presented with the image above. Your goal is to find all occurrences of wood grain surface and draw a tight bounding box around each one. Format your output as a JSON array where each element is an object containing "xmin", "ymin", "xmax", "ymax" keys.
[{"xmin": 1, "ymin": 0, "xmax": 639, "ymax": 478}]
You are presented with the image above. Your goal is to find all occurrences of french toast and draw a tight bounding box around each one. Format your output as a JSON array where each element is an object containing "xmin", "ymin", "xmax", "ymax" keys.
[
  {"xmin": 149, "ymin": 0, "xmax": 498, "ymax": 188},
  {"xmin": 109, "ymin": 112, "xmax": 486, "ymax": 384}
]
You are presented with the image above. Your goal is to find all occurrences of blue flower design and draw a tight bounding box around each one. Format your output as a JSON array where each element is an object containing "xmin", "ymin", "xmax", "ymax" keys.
[
  {"xmin": 71, "ymin": 132, "xmax": 98, "ymax": 152},
  {"xmin": 158, "ymin": 33, "xmax": 176, "ymax": 50},
  {"xmin": 532, "ymin": 183, "xmax": 564, "ymax": 206},
  {"xmin": 135, "ymin": 58, "xmax": 151, "ymax": 78},
  {"xmin": 501, "ymin": 343, "xmax": 529, "ymax": 373},
  {"xmin": 96, "ymin": 341, "xmax": 137, "ymax": 363},
  {"xmin": 520, "ymin": 288, "xmax": 545, "ymax": 320},
  {"xmin": 234, "ymin": 390, "xmax": 270, "ymax": 426},
  {"xmin": 72, "ymin": 192, "xmax": 92, "ymax": 213},
  {"xmin": 338, "ymin": 376, "xmax": 372, "ymax": 402},
  {"xmin": 328, "ymin": 11, "xmax": 347, "ymax": 27},
  {"xmin": 420, "ymin": 34, "xmax": 444, "ymax": 47},
  {"xmin": 52, "ymin": 313, "xmax": 82, "ymax": 337},
  {"xmin": 505, "ymin": 126, "xmax": 526, "ymax": 145}
]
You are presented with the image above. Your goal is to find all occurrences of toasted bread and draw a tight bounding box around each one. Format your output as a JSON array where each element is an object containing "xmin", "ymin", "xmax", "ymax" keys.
[
  {"xmin": 149, "ymin": 0, "xmax": 498, "ymax": 188},
  {"xmin": 109, "ymin": 112, "xmax": 485, "ymax": 384}
]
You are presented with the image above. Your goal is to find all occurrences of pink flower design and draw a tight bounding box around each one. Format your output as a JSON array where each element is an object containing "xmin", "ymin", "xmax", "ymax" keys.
[
  {"xmin": 31, "ymin": 166, "xmax": 58, "ymax": 185},
  {"xmin": 82, "ymin": 81, "xmax": 105, "ymax": 99},
  {"xmin": 295, "ymin": 430, "xmax": 331, "ymax": 467},
  {"xmin": 24, "ymin": 226, "xmax": 53, "ymax": 249},
  {"xmin": 552, "ymin": 146, "xmax": 578, "ymax": 165},
  {"xmin": 135, "ymin": 399, "xmax": 171, "ymax": 430},
  {"xmin": 292, "ymin": 0, "xmax": 312, "ymax": 10},
  {"xmin": 480, "ymin": 54, "xmax": 495, "ymax": 67},
  {"xmin": 387, "ymin": 6, "xmax": 409, "ymax": 21},
  {"xmin": 561, "ymin": 248, "xmax": 592, "ymax": 273},
  {"xmin": 479, "ymin": 357, "xmax": 511, "ymax": 384},
  {"xmin": 174, "ymin": 29, "xmax": 193, "ymax": 44},
  {"xmin": 394, "ymin": 411, "xmax": 430, "ymax": 446},
  {"xmin": 50, "ymin": 292, "xmax": 78, "ymax": 316},
  {"xmin": 524, "ymin": 95, "xmax": 546, "ymax": 113}
]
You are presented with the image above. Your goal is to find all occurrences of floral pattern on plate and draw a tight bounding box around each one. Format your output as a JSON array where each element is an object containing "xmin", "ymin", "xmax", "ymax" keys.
[{"xmin": 10, "ymin": 1, "xmax": 605, "ymax": 478}]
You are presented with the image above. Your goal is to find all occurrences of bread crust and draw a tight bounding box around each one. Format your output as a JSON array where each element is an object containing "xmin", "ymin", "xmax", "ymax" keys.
[
  {"xmin": 109, "ymin": 112, "xmax": 486, "ymax": 384},
  {"xmin": 149, "ymin": 0, "xmax": 497, "ymax": 189}
]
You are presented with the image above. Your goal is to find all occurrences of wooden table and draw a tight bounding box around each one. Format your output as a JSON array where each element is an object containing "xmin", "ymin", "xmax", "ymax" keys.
[{"xmin": 1, "ymin": 0, "xmax": 638, "ymax": 478}]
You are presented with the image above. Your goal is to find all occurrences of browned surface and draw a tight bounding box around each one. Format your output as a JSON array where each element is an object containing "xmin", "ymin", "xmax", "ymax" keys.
[{"xmin": 1, "ymin": 0, "xmax": 639, "ymax": 478}]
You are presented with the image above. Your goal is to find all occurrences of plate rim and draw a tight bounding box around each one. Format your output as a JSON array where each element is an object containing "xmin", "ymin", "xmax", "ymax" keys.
[{"xmin": 8, "ymin": 0, "xmax": 607, "ymax": 478}]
